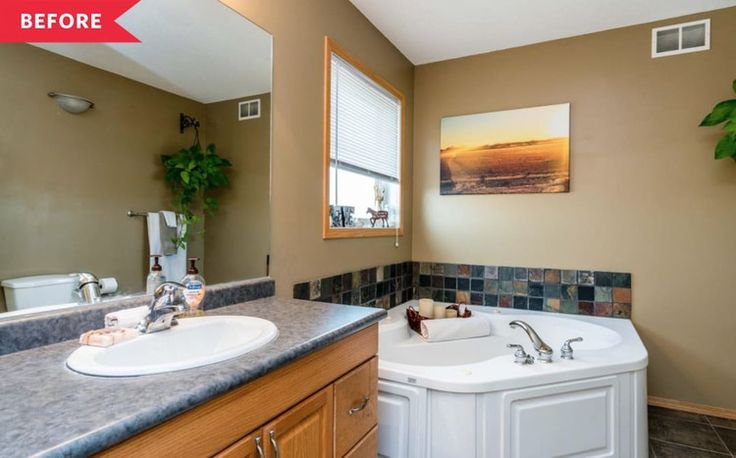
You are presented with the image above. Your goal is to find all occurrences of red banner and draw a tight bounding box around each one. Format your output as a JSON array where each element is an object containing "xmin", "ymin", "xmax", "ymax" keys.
[{"xmin": 0, "ymin": 0, "xmax": 140, "ymax": 42}]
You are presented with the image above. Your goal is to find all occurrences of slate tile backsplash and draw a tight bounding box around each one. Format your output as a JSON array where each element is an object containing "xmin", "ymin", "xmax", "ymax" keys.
[
  {"xmin": 293, "ymin": 262, "xmax": 416, "ymax": 310},
  {"xmin": 293, "ymin": 261, "xmax": 633, "ymax": 318}
]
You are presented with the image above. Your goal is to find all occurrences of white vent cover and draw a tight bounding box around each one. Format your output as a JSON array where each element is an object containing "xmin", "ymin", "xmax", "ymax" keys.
[
  {"xmin": 652, "ymin": 19, "xmax": 710, "ymax": 58},
  {"xmin": 238, "ymin": 99, "xmax": 261, "ymax": 120}
]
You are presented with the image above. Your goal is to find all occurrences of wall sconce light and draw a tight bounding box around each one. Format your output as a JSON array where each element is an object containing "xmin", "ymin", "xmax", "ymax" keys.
[{"xmin": 48, "ymin": 92, "xmax": 95, "ymax": 114}]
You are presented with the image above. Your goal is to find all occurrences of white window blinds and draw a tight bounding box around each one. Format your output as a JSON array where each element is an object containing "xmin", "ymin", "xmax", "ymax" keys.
[{"xmin": 330, "ymin": 53, "xmax": 401, "ymax": 182}]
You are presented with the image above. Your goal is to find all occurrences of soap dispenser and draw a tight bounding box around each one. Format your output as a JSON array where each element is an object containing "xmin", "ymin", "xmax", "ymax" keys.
[
  {"xmin": 181, "ymin": 257, "xmax": 206, "ymax": 315},
  {"xmin": 146, "ymin": 255, "xmax": 166, "ymax": 294}
]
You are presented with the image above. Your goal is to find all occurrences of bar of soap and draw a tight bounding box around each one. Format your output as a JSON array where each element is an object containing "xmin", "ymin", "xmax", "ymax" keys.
[{"xmin": 79, "ymin": 327, "xmax": 138, "ymax": 347}]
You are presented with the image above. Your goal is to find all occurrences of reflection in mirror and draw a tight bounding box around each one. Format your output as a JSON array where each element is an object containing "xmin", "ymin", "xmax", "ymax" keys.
[
  {"xmin": 323, "ymin": 38, "xmax": 404, "ymax": 239},
  {"xmin": 0, "ymin": 0, "xmax": 272, "ymax": 317}
]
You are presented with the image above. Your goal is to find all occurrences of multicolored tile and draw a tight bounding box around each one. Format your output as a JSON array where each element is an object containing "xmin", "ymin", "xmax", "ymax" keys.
[
  {"xmin": 528, "ymin": 268, "xmax": 544, "ymax": 283},
  {"xmin": 595, "ymin": 286, "xmax": 612, "ymax": 303},
  {"xmin": 561, "ymin": 270, "xmax": 577, "ymax": 285},
  {"xmin": 561, "ymin": 285, "xmax": 578, "ymax": 300},
  {"xmin": 514, "ymin": 267, "xmax": 529, "ymax": 280},
  {"xmin": 513, "ymin": 280, "xmax": 528, "ymax": 296},
  {"xmin": 528, "ymin": 297, "xmax": 544, "ymax": 311},
  {"xmin": 499, "ymin": 267, "xmax": 514, "ymax": 281},
  {"xmin": 612, "ymin": 287, "xmax": 632, "ymax": 304},
  {"xmin": 612, "ymin": 303, "xmax": 631, "ymax": 318},
  {"xmin": 484, "ymin": 266, "xmax": 499, "ymax": 279},
  {"xmin": 544, "ymin": 269, "xmax": 561, "ymax": 284},
  {"xmin": 577, "ymin": 270, "xmax": 594, "ymax": 286},
  {"xmin": 457, "ymin": 264, "xmax": 470, "ymax": 277},
  {"xmin": 545, "ymin": 298, "xmax": 561, "ymax": 312},
  {"xmin": 484, "ymin": 294, "xmax": 498, "ymax": 306},
  {"xmin": 471, "ymin": 265, "xmax": 485, "ymax": 278},
  {"xmin": 594, "ymin": 302, "xmax": 613, "ymax": 317},
  {"xmin": 499, "ymin": 295, "xmax": 513, "ymax": 308},
  {"xmin": 578, "ymin": 301, "xmax": 594, "ymax": 315},
  {"xmin": 456, "ymin": 290, "xmax": 470, "ymax": 304},
  {"xmin": 484, "ymin": 279, "xmax": 498, "ymax": 294}
]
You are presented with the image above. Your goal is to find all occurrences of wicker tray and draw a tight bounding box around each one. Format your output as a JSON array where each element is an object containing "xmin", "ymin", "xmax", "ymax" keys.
[{"xmin": 406, "ymin": 303, "xmax": 472, "ymax": 335}]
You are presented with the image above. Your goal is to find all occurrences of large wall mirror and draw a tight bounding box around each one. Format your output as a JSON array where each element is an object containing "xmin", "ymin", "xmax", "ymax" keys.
[{"xmin": 0, "ymin": 0, "xmax": 272, "ymax": 317}]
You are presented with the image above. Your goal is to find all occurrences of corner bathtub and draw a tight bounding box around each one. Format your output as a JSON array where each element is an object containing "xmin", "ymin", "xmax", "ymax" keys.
[{"xmin": 377, "ymin": 302, "xmax": 648, "ymax": 458}]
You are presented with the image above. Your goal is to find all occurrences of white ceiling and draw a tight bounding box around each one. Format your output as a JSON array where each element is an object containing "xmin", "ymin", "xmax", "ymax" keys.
[
  {"xmin": 35, "ymin": 0, "xmax": 271, "ymax": 103},
  {"xmin": 349, "ymin": 0, "xmax": 736, "ymax": 65}
]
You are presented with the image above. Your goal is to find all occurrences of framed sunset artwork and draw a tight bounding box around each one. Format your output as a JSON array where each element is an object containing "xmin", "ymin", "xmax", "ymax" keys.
[{"xmin": 440, "ymin": 103, "xmax": 570, "ymax": 195}]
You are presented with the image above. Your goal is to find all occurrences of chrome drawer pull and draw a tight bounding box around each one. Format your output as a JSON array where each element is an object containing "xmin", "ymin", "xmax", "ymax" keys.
[
  {"xmin": 348, "ymin": 396, "xmax": 370, "ymax": 416},
  {"xmin": 255, "ymin": 436, "xmax": 265, "ymax": 458},
  {"xmin": 269, "ymin": 430, "xmax": 280, "ymax": 458}
]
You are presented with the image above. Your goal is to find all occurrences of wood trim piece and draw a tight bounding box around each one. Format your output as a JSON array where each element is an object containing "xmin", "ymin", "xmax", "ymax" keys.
[
  {"xmin": 322, "ymin": 36, "xmax": 406, "ymax": 240},
  {"xmin": 649, "ymin": 396, "xmax": 736, "ymax": 420},
  {"xmin": 99, "ymin": 324, "xmax": 378, "ymax": 457}
]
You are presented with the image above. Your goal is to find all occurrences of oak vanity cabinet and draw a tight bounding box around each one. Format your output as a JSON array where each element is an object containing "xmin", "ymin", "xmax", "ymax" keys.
[{"xmin": 99, "ymin": 325, "xmax": 378, "ymax": 458}]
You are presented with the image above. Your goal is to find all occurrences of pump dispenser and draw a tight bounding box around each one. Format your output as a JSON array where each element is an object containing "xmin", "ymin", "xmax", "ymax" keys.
[
  {"xmin": 181, "ymin": 257, "xmax": 206, "ymax": 314},
  {"xmin": 146, "ymin": 255, "xmax": 166, "ymax": 294}
]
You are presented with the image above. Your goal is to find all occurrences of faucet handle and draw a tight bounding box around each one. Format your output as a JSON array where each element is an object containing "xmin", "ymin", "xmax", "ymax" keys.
[
  {"xmin": 561, "ymin": 337, "xmax": 583, "ymax": 360},
  {"xmin": 507, "ymin": 344, "xmax": 534, "ymax": 365}
]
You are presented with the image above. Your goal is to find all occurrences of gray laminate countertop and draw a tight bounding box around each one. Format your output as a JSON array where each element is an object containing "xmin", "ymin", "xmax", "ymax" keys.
[{"xmin": 0, "ymin": 297, "xmax": 386, "ymax": 457}]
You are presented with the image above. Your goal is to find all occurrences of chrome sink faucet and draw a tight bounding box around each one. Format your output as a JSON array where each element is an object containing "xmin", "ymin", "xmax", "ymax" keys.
[
  {"xmin": 509, "ymin": 320, "xmax": 554, "ymax": 363},
  {"xmin": 137, "ymin": 282, "xmax": 190, "ymax": 334}
]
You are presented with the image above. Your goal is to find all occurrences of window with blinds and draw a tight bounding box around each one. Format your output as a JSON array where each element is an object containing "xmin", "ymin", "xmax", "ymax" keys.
[
  {"xmin": 323, "ymin": 38, "xmax": 404, "ymax": 237},
  {"xmin": 329, "ymin": 53, "xmax": 401, "ymax": 182}
]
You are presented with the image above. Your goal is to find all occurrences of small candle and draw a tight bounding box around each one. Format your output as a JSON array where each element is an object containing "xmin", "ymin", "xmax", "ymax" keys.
[
  {"xmin": 445, "ymin": 309, "xmax": 458, "ymax": 318},
  {"xmin": 418, "ymin": 298, "xmax": 434, "ymax": 318},
  {"xmin": 433, "ymin": 304, "xmax": 446, "ymax": 320}
]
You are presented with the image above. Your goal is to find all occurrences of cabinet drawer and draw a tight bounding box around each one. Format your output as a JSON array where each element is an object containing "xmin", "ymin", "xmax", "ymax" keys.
[
  {"xmin": 344, "ymin": 426, "xmax": 378, "ymax": 458},
  {"xmin": 334, "ymin": 357, "xmax": 378, "ymax": 457}
]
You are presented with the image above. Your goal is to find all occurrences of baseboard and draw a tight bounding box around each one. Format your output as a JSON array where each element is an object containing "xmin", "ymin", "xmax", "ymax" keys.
[{"xmin": 649, "ymin": 396, "xmax": 736, "ymax": 420}]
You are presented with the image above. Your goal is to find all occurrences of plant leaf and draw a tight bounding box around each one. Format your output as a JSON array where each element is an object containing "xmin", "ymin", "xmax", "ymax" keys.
[
  {"xmin": 723, "ymin": 121, "xmax": 736, "ymax": 135},
  {"xmin": 733, "ymin": 79, "xmax": 736, "ymax": 94},
  {"xmin": 700, "ymin": 99, "xmax": 736, "ymax": 126},
  {"xmin": 715, "ymin": 134, "xmax": 736, "ymax": 160},
  {"xmin": 180, "ymin": 171, "xmax": 190, "ymax": 184}
]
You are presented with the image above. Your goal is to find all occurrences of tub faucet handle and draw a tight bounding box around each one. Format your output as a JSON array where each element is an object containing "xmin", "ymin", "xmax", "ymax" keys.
[
  {"xmin": 507, "ymin": 344, "xmax": 534, "ymax": 365},
  {"xmin": 561, "ymin": 337, "xmax": 583, "ymax": 360}
]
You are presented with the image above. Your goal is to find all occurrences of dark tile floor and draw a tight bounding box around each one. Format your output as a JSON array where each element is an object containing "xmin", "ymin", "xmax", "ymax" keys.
[{"xmin": 649, "ymin": 406, "xmax": 736, "ymax": 457}]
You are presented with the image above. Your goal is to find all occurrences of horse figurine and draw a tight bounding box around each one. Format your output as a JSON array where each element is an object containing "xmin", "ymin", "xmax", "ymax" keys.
[{"xmin": 367, "ymin": 208, "xmax": 389, "ymax": 227}]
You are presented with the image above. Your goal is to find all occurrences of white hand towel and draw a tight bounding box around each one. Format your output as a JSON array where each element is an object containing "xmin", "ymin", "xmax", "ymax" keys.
[
  {"xmin": 104, "ymin": 306, "xmax": 149, "ymax": 328},
  {"xmin": 161, "ymin": 211, "xmax": 178, "ymax": 228},
  {"xmin": 147, "ymin": 212, "xmax": 187, "ymax": 282},
  {"xmin": 419, "ymin": 316, "xmax": 491, "ymax": 342}
]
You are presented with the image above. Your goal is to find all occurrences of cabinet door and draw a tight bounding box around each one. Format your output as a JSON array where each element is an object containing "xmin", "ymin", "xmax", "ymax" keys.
[
  {"xmin": 334, "ymin": 357, "xmax": 378, "ymax": 456},
  {"xmin": 262, "ymin": 386, "xmax": 334, "ymax": 458},
  {"xmin": 502, "ymin": 376, "xmax": 620, "ymax": 458}
]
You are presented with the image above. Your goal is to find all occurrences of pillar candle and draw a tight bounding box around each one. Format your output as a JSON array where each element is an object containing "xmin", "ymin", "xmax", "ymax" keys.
[
  {"xmin": 433, "ymin": 304, "xmax": 446, "ymax": 320},
  {"xmin": 418, "ymin": 298, "xmax": 434, "ymax": 318}
]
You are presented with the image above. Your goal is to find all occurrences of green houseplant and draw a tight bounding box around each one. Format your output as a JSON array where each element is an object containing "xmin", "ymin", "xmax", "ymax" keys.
[
  {"xmin": 161, "ymin": 143, "xmax": 232, "ymax": 247},
  {"xmin": 699, "ymin": 79, "xmax": 736, "ymax": 161}
]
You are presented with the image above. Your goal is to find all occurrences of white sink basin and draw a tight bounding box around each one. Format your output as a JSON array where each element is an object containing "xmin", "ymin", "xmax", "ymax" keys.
[{"xmin": 66, "ymin": 316, "xmax": 278, "ymax": 377}]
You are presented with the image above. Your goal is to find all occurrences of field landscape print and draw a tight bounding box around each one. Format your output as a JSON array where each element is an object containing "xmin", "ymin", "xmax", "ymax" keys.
[{"xmin": 440, "ymin": 103, "xmax": 570, "ymax": 195}]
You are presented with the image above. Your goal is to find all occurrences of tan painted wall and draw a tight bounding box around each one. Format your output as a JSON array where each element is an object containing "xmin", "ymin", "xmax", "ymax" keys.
[
  {"xmin": 413, "ymin": 8, "xmax": 736, "ymax": 408},
  {"xmin": 204, "ymin": 94, "xmax": 271, "ymax": 283},
  {"xmin": 222, "ymin": 0, "xmax": 414, "ymax": 296},
  {"xmin": 0, "ymin": 43, "xmax": 205, "ymax": 309}
]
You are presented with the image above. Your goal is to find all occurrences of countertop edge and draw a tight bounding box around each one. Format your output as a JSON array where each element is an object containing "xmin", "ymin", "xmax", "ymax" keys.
[{"xmin": 45, "ymin": 306, "xmax": 386, "ymax": 457}]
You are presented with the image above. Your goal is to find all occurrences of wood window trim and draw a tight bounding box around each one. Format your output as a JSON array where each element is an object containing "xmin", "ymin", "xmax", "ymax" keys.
[{"xmin": 322, "ymin": 36, "xmax": 406, "ymax": 240}]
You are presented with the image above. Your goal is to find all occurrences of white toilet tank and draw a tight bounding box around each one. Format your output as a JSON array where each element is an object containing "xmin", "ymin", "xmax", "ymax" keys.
[{"xmin": 1, "ymin": 274, "xmax": 78, "ymax": 311}]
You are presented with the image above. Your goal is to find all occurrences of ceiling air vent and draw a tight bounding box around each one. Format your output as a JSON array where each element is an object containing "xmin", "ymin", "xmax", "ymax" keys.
[
  {"xmin": 652, "ymin": 19, "xmax": 710, "ymax": 58},
  {"xmin": 238, "ymin": 99, "xmax": 261, "ymax": 120}
]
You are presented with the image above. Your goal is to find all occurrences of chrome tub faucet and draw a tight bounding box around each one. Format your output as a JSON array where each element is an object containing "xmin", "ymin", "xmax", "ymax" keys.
[{"xmin": 509, "ymin": 320, "xmax": 554, "ymax": 362}]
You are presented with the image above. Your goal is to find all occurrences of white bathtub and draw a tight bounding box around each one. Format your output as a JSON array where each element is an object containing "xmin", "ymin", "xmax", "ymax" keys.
[{"xmin": 377, "ymin": 301, "xmax": 648, "ymax": 458}]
